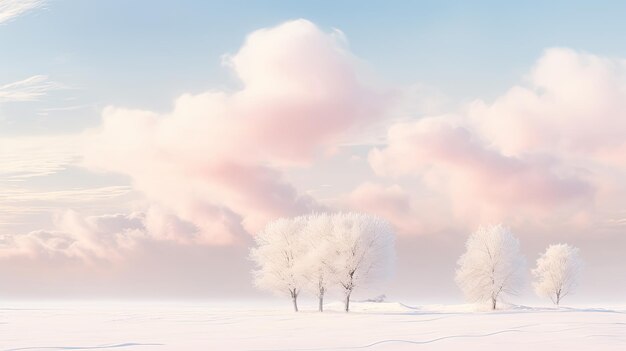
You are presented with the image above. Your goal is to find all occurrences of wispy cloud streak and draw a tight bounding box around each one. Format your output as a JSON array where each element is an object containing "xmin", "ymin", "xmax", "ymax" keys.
[
  {"xmin": 0, "ymin": 0, "xmax": 45, "ymax": 24},
  {"xmin": 0, "ymin": 75, "xmax": 61, "ymax": 102},
  {"xmin": 0, "ymin": 135, "xmax": 80, "ymax": 181}
]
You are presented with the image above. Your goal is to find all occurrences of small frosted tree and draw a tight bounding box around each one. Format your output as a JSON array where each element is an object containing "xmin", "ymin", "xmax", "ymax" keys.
[
  {"xmin": 532, "ymin": 243, "xmax": 582, "ymax": 305},
  {"xmin": 250, "ymin": 216, "xmax": 307, "ymax": 312},
  {"xmin": 301, "ymin": 213, "xmax": 336, "ymax": 312},
  {"xmin": 332, "ymin": 212, "xmax": 395, "ymax": 312},
  {"xmin": 455, "ymin": 224, "xmax": 525, "ymax": 310}
]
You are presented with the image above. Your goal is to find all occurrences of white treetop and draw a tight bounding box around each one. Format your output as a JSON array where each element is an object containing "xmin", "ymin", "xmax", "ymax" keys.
[
  {"xmin": 249, "ymin": 216, "xmax": 307, "ymax": 312},
  {"xmin": 532, "ymin": 243, "xmax": 582, "ymax": 305},
  {"xmin": 455, "ymin": 224, "xmax": 525, "ymax": 310},
  {"xmin": 331, "ymin": 212, "xmax": 395, "ymax": 312}
]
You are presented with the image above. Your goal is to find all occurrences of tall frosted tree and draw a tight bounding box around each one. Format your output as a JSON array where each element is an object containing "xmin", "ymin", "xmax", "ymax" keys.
[
  {"xmin": 332, "ymin": 212, "xmax": 395, "ymax": 312},
  {"xmin": 532, "ymin": 243, "xmax": 582, "ymax": 305},
  {"xmin": 455, "ymin": 225, "xmax": 525, "ymax": 310},
  {"xmin": 301, "ymin": 213, "xmax": 336, "ymax": 312},
  {"xmin": 250, "ymin": 216, "xmax": 307, "ymax": 312}
]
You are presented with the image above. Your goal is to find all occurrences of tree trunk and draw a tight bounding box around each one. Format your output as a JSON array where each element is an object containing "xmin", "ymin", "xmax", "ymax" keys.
[
  {"xmin": 491, "ymin": 297, "xmax": 497, "ymax": 310},
  {"xmin": 291, "ymin": 290, "xmax": 299, "ymax": 312},
  {"xmin": 318, "ymin": 282, "xmax": 325, "ymax": 312},
  {"xmin": 556, "ymin": 291, "xmax": 561, "ymax": 306},
  {"xmin": 345, "ymin": 291, "xmax": 351, "ymax": 312},
  {"xmin": 318, "ymin": 295, "xmax": 324, "ymax": 312}
]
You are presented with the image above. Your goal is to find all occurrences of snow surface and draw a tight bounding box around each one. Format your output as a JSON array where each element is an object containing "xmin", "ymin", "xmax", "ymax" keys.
[{"xmin": 1, "ymin": 301, "xmax": 625, "ymax": 350}]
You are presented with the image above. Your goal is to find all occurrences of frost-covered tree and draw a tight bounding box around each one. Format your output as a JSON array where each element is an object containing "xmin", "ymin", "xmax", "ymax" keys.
[
  {"xmin": 532, "ymin": 243, "xmax": 582, "ymax": 305},
  {"xmin": 331, "ymin": 212, "xmax": 395, "ymax": 312},
  {"xmin": 250, "ymin": 212, "xmax": 395, "ymax": 312},
  {"xmin": 301, "ymin": 213, "xmax": 336, "ymax": 312},
  {"xmin": 455, "ymin": 225, "xmax": 525, "ymax": 310},
  {"xmin": 250, "ymin": 216, "xmax": 307, "ymax": 312}
]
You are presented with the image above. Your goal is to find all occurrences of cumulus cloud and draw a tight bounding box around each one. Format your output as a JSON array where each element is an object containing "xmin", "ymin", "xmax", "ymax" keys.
[
  {"xmin": 0, "ymin": 211, "xmax": 146, "ymax": 260},
  {"xmin": 369, "ymin": 48, "xmax": 626, "ymax": 228},
  {"xmin": 81, "ymin": 19, "xmax": 384, "ymax": 245},
  {"xmin": 0, "ymin": 0, "xmax": 44, "ymax": 24},
  {"xmin": 0, "ymin": 207, "xmax": 213, "ymax": 260},
  {"xmin": 344, "ymin": 182, "xmax": 425, "ymax": 235},
  {"xmin": 370, "ymin": 117, "xmax": 593, "ymax": 222},
  {"xmin": 469, "ymin": 48, "xmax": 626, "ymax": 167}
]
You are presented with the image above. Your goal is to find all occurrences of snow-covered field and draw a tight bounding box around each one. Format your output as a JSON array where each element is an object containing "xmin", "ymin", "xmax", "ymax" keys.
[{"xmin": 1, "ymin": 301, "xmax": 625, "ymax": 350}]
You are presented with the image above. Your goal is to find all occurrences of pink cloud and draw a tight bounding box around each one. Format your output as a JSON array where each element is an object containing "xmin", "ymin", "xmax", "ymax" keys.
[
  {"xmin": 370, "ymin": 115, "xmax": 593, "ymax": 226},
  {"xmin": 81, "ymin": 19, "xmax": 384, "ymax": 245},
  {"xmin": 344, "ymin": 182, "xmax": 425, "ymax": 236},
  {"xmin": 368, "ymin": 48, "xmax": 626, "ymax": 230},
  {"xmin": 470, "ymin": 48, "xmax": 626, "ymax": 168},
  {"xmin": 466, "ymin": 48, "xmax": 626, "ymax": 225},
  {"xmin": 1, "ymin": 211, "xmax": 147, "ymax": 260}
]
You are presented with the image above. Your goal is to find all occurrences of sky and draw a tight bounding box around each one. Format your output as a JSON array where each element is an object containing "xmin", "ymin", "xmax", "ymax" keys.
[{"xmin": 1, "ymin": 0, "xmax": 626, "ymax": 304}]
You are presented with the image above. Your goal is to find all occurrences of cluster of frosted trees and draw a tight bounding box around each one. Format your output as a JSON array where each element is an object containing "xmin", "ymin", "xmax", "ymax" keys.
[
  {"xmin": 249, "ymin": 212, "xmax": 395, "ymax": 312},
  {"xmin": 455, "ymin": 224, "xmax": 583, "ymax": 309},
  {"xmin": 251, "ymin": 217, "xmax": 581, "ymax": 312}
]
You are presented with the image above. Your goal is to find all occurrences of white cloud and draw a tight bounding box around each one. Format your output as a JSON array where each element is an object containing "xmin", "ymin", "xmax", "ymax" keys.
[
  {"xmin": 368, "ymin": 48, "xmax": 626, "ymax": 231},
  {"xmin": 0, "ymin": 0, "xmax": 44, "ymax": 24},
  {"xmin": 0, "ymin": 75, "xmax": 61, "ymax": 103},
  {"xmin": 0, "ymin": 207, "xmax": 220, "ymax": 261},
  {"xmin": 0, "ymin": 19, "xmax": 387, "ymax": 260},
  {"xmin": 469, "ymin": 48, "xmax": 626, "ymax": 167},
  {"xmin": 0, "ymin": 210, "xmax": 147, "ymax": 260},
  {"xmin": 81, "ymin": 19, "xmax": 385, "ymax": 245}
]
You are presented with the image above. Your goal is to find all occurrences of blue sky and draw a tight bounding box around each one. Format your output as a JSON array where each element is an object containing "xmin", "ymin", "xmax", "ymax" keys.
[
  {"xmin": 4, "ymin": 0, "xmax": 626, "ymax": 136},
  {"xmin": 1, "ymin": 1, "xmax": 626, "ymax": 302}
]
